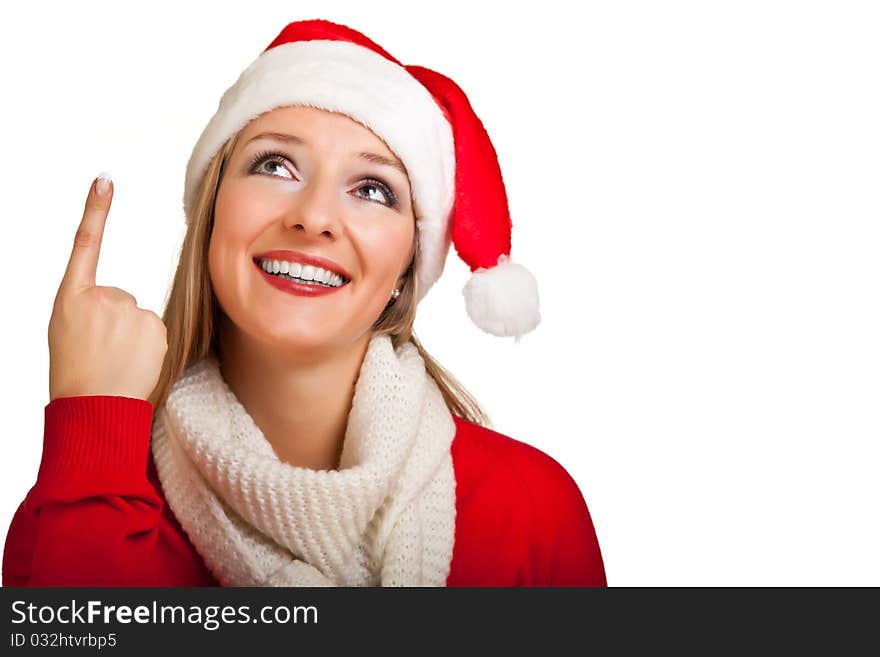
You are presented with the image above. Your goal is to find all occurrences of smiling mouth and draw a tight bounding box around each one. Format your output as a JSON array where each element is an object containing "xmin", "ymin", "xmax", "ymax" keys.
[{"xmin": 253, "ymin": 258, "xmax": 349, "ymax": 289}]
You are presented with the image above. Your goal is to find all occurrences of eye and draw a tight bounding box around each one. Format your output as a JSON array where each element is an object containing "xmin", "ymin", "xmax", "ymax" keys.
[
  {"xmin": 355, "ymin": 179, "xmax": 399, "ymax": 209},
  {"xmin": 247, "ymin": 150, "xmax": 400, "ymax": 209},
  {"xmin": 248, "ymin": 150, "xmax": 294, "ymax": 179}
]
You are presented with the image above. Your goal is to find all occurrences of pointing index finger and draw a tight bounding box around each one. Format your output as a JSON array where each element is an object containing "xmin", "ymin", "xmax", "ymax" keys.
[{"xmin": 61, "ymin": 173, "xmax": 113, "ymax": 291}]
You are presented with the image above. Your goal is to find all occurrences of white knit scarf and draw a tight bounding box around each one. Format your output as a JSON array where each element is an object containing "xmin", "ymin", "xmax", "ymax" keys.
[{"xmin": 150, "ymin": 333, "xmax": 457, "ymax": 587}]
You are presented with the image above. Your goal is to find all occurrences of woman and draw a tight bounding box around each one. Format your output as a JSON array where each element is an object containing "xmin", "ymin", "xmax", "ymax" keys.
[{"xmin": 2, "ymin": 19, "xmax": 606, "ymax": 586}]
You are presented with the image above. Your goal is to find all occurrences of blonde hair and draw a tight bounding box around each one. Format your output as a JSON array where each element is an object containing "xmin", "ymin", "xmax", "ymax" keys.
[{"xmin": 148, "ymin": 129, "xmax": 492, "ymax": 429}]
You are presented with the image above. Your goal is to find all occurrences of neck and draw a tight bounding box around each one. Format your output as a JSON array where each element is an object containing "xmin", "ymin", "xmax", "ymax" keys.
[{"xmin": 216, "ymin": 314, "xmax": 371, "ymax": 471}]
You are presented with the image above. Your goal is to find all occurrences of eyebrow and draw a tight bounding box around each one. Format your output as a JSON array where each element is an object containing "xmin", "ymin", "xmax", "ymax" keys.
[{"xmin": 245, "ymin": 131, "xmax": 407, "ymax": 176}]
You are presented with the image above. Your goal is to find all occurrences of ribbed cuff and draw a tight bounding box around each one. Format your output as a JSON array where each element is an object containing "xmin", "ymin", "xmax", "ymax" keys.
[{"xmin": 37, "ymin": 395, "xmax": 154, "ymax": 485}]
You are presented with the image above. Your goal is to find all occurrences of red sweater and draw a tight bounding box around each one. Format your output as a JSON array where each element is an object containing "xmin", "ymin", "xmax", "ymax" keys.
[{"xmin": 2, "ymin": 396, "xmax": 607, "ymax": 587}]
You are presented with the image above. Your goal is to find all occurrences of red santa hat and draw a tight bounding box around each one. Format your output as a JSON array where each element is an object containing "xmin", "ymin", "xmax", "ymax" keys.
[{"xmin": 184, "ymin": 19, "xmax": 540, "ymax": 340}]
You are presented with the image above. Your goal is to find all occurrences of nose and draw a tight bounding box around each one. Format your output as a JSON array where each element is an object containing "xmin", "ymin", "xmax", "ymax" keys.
[{"xmin": 281, "ymin": 176, "xmax": 343, "ymax": 239}]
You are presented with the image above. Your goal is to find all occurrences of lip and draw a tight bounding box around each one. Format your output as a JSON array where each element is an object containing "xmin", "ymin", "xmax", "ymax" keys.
[
  {"xmin": 254, "ymin": 259, "xmax": 349, "ymax": 297},
  {"xmin": 253, "ymin": 250, "xmax": 352, "ymax": 282}
]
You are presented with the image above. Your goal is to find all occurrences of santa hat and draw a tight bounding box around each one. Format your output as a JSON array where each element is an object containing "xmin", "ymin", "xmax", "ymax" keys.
[{"xmin": 184, "ymin": 19, "xmax": 540, "ymax": 340}]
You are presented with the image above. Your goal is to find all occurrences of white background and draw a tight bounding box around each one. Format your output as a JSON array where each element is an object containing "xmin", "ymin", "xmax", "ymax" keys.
[{"xmin": 1, "ymin": 0, "xmax": 877, "ymax": 586}]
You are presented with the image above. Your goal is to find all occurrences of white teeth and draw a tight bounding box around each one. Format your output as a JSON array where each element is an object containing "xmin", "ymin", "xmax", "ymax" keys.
[{"xmin": 258, "ymin": 258, "xmax": 345, "ymax": 288}]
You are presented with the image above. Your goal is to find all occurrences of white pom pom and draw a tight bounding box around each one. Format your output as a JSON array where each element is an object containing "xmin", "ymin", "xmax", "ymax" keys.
[{"xmin": 462, "ymin": 254, "xmax": 541, "ymax": 341}]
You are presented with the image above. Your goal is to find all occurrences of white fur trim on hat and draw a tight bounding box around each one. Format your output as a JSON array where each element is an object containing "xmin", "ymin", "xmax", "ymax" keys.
[{"xmin": 183, "ymin": 39, "xmax": 456, "ymax": 302}]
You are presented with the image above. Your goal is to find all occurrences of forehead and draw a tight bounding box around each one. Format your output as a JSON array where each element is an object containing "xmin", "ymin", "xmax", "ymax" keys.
[{"xmin": 238, "ymin": 105, "xmax": 396, "ymax": 157}]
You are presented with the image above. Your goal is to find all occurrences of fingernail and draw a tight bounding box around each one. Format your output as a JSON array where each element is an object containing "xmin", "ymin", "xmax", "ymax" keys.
[{"xmin": 95, "ymin": 172, "xmax": 112, "ymax": 197}]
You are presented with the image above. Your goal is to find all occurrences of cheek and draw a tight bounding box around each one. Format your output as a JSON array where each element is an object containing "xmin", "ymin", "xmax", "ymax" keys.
[
  {"xmin": 210, "ymin": 180, "xmax": 277, "ymax": 275},
  {"xmin": 354, "ymin": 220, "xmax": 415, "ymax": 282},
  {"xmin": 206, "ymin": 233, "xmax": 239, "ymax": 320},
  {"xmin": 209, "ymin": 183, "xmax": 261, "ymax": 307},
  {"xmin": 214, "ymin": 178, "xmax": 278, "ymax": 238}
]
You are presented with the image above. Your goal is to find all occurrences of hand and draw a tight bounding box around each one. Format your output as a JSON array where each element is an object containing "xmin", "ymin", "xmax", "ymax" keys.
[{"xmin": 48, "ymin": 174, "xmax": 168, "ymax": 403}]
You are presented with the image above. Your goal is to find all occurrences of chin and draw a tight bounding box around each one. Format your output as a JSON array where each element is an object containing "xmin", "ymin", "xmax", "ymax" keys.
[{"xmin": 258, "ymin": 320, "xmax": 349, "ymax": 353}]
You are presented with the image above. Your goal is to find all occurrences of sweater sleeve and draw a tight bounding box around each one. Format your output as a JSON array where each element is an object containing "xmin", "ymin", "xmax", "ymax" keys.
[
  {"xmin": 2, "ymin": 395, "xmax": 166, "ymax": 587},
  {"xmin": 520, "ymin": 450, "xmax": 608, "ymax": 587}
]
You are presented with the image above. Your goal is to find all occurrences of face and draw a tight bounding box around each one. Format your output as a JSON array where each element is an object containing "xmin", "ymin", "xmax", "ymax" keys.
[{"xmin": 209, "ymin": 105, "xmax": 416, "ymax": 358}]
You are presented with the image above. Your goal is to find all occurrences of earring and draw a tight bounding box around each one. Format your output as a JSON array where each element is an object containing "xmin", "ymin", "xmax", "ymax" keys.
[{"xmin": 391, "ymin": 288, "xmax": 400, "ymax": 300}]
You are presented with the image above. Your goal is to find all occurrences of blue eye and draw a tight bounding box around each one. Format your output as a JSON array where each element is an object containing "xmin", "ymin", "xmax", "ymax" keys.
[
  {"xmin": 247, "ymin": 150, "xmax": 400, "ymax": 209},
  {"xmin": 355, "ymin": 179, "xmax": 398, "ymax": 208},
  {"xmin": 248, "ymin": 150, "xmax": 294, "ymax": 179}
]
